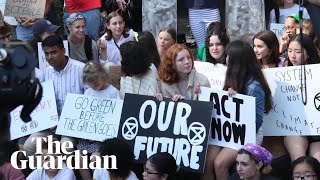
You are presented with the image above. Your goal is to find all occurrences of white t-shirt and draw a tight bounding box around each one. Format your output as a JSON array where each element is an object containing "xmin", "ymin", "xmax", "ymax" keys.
[
  {"xmin": 84, "ymin": 85, "xmax": 120, "ymax": 99},
  {"xmin": 93, "ymin": 169, "xmax": 138, "ymax": 180},
  {"xmin": 99, "ymin": 29, "xmax": 135, "ymax": 65},
  {"xmin": 269, "ymin": 4, "xmax": 310, "ymax": 24},
  {"xmin": 27, "ymin": 163, "xmax": 76, "ymax": 180}
]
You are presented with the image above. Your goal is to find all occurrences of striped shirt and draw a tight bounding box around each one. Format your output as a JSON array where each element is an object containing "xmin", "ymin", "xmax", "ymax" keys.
[
  {"xmin": 120, "ymin": 69, "xmax": 159, "ymax": 99},
  {"xmin": 44, "ymin": 57, "xmax": 86, "ymax": 115}
]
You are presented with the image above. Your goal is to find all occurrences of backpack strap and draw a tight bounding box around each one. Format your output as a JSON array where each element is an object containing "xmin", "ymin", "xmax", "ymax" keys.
[
  {"xmin": 275, "ymin": 7, "xmax": 280, "ymax": 23},
  {"xmin": 84, "ymin": 35, "xmax": 93, "ymax": 61}
]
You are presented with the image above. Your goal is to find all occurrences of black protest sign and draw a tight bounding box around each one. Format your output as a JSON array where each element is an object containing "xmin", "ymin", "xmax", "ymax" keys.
[{"xmin": 118, "ymin": 94, "xmax": 213, "ymax": 173}]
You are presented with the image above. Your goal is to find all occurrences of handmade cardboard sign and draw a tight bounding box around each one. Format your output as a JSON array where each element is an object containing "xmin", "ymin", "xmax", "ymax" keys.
[
  {"xmin": 269, "ymin": 23, "xmax": 285, "ymax": 43},
  {"xmin": 194, "ymin": 61, "xmax": 227, "ymax": 90},
  {"xmin": 199, "ymin": 87, "xmax": 256, "ymax": 150},
  {"xmin": 10, "ymin": 80, "xmax": 58, "ymax": 140},
  {"xmin": 118, "ymin": 93, "xmax": 213, "ymax": 173},
  {"xmin": 0, "ymin": 1, "xmax": 17, "ymax": 25},
  {"xmin": 262, "ymin": 64, "xmax": 320, "ymax": 136},
  {"xmin": 56, "ymin": 93, "xmax": 123, "ymax": 141},
  {"xmin": 4, "ymin": 0, "xmax": 46, "ymax": 18}
]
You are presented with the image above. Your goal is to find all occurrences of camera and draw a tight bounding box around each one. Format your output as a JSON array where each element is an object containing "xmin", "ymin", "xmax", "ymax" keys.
[{"xmin": 0, "ymin": 42, "xmax": 43, "ymax": 140}]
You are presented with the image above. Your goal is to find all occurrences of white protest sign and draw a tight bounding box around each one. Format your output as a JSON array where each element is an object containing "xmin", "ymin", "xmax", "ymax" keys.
[
  {"xmin": 56, "ymin": 93, "xmax": 123, "ymax": 141},
  {"xmin": 194, "ymin": 61, "xmax": 227, "ymax": 90},
  {"xmin": 199, "ymin": 87, "xmax": 256, "ymax": 150},
  {"xmin": 262, "ymin": 65, "xmax": 320, "ymax": 136},
  {"xmin": 38, "ymin": 40, "xmax": 69, "ymax": 71},
  {"xmin": 269, "ymin": 23, "xmax": 285, "ymax": 43},
  {"xmin": 10, "ymin": 80, "xmax": 58, "ymax": 140},
  {"xmin": 4, "ymin": 0, "xmax": 46, "ymax": 18},
  {"xmin": 0, "ymin": 1, "xmax": 17, "ymax": 25}
]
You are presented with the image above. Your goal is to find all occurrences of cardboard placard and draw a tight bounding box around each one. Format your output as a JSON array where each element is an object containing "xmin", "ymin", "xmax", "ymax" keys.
[
  {"xmin": 199, "ymin": 87, "xmax": 256, "ymax": 150},
  {"xmin": 194, "ymin": 62, "xmax": 320, "ymax": 136},
  {"xmin": 56, "ymin": 93, "xmax": 123, "ymax": 141},
  {"xmin": 4, "ymin": 0, "xmax": 46, "ymax": 19},
  {"xmin": 117, "ymin": 94, "xmax": 213, "ymax": 173},
  {"xmin": 0, "ymin": 2, "xmax": 17, "ymax": 25},
  {"xmin": 194, "ymin": 61, "xmax": 227, "ymax": 90},
  {"xmin": 10, "ymin": 80, "xmax": 58, "ymax": 140},
  {"xmin": 262, "ymin": 65, "xmax": 320, "ymax": 136},
  {"xmin": 269, "ymin": 23, "xmax": 285, "ymax": 43}
]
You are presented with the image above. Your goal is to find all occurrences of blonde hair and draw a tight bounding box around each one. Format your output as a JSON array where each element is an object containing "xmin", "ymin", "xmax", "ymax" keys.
[
  {"xmin": 261, "ymin": 164, "xmax": 272, "ymax": 175},
  {"xmin": 82, "ymin": 62, "xmax": 109, "ymax": 87},
  {"xmin": 302, "ymin": 19, "xmax": 315, "ymax": 39}
]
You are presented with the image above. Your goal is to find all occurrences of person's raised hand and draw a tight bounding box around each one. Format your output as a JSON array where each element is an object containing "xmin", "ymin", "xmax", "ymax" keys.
[
  {"xmin": 97, "ymin": 38, "xmax": 107, "ymax": 49},
  {"xmin": 116, "ymin": 0, "xmax": 127, "ymax": 10}
]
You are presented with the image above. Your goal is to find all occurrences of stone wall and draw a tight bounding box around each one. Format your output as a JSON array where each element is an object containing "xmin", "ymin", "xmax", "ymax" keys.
[
  {"xmin": 226, "ymin": 0, "xmax": 265, "ymax": 44},
  {"xmin": 142, "ymin": 0, "xmax": 177, "ymax": 39}
]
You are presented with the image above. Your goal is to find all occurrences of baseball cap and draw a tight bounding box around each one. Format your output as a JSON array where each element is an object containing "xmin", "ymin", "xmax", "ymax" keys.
[{"xmin": 32, "ymin": 19, "xmax": 59, "ymax": 36}]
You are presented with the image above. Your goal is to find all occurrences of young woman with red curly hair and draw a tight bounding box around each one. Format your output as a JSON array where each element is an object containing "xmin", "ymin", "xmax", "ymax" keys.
[{"xmin": 157, "ymin": 44, "xmax": 210, "ymax": 101}]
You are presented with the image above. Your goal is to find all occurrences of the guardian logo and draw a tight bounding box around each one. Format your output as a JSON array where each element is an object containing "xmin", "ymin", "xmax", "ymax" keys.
[{"xmin": 10, "ymin": 135, "xmax": 117, "ymax": 170}]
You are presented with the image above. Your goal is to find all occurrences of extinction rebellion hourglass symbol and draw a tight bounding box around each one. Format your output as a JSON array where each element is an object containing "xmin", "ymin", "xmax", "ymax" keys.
[{"xmin": 314, "ymin": 93, "xmax": 320, "ymax": 111}]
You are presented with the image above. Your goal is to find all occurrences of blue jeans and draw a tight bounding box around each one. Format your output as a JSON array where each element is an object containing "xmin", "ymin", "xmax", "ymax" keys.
[
  {"xmin": 16, "ymin": 25, "xmax": 33, "ymax": 42},
  {"xmin": 63, "ymin": 8, "xmax": 101, "ymax": 40}
]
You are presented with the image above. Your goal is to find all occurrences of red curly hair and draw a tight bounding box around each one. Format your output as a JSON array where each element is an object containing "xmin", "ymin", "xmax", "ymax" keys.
[{"xmin": 158, "ymin": 44, "xmax": 194, "ymax": 84}]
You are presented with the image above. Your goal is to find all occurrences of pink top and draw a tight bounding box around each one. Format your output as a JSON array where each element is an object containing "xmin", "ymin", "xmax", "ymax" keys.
[{"xmin": 0, "ymin": 163, "xmax": 25, "ymax": 180}]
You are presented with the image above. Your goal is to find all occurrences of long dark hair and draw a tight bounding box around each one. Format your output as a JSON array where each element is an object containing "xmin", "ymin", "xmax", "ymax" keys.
[
  {"xmin": 148, "ymin": 152, "xmax": 177, "ymax": 180},
  {"xmin": 253, "ymin": 30, "xmax": 280, "ymax": 66},
  {"xmin": 100, "ymin": 138, "xmax": 135, "ymax": 178},
  {"xmin": 223, "ymin": 40, "xmax": 273, "ymax": 113},
  {"xmin": 137, "ymin": 31, "xmax": 161, "ymax": 68},
  {"xmin": 292, "ymin": 156, "xmax": 320, "ymax": 180},
  {"xmin": 104, "ymin": 11, "xmax": 129, "ymax": 41},
  {"xmin": 205, "ymin": 28, "xmax": 230, "ymax": 64},
  {"xmin": 287, "ymin": 33, "xmax": 320, "ymax": 66},
  {"xmin": 120, "ymin": 41, "xmax": 150, "ymax": 76}
]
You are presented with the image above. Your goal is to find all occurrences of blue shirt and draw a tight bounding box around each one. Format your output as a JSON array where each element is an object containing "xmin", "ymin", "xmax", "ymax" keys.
[{"xmin": 245, "ymin": 78, "xmax": 265, "ymax": 133}]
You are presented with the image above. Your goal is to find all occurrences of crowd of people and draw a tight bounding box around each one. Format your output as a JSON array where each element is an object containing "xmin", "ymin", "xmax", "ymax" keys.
[{"xmin": 0, "ymin": 0, "xmax": 320, "ymax": 180}]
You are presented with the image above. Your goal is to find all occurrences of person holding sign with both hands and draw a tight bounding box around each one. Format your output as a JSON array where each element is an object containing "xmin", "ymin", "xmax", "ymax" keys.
[
  {"xmin": 156, "ymin": 43, "xmax": 210, "ymax": 102},
  {"xmin": 203, "ymin": 40, "xmax": 273, "ymax": 180},
  {"xmin": 284, "ymin": 33, "xmax": 320, "ymax": 163}
]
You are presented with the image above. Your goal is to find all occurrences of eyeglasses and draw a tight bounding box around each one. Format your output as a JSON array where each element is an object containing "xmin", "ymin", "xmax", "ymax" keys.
[
  {"xmin": 0, "ymin": 33, "xmax": 12, "ymax": 41},
  {"xmin": 143, "ymin": 166, "xmax": 160, "ymax": 176},
  {"xmin": 285, "ymin": 26, "xmax": 296, "ymax": 31},
  {"xmin": 293, "ymin": 175, "xmax": 317, "ymax": 180}
]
